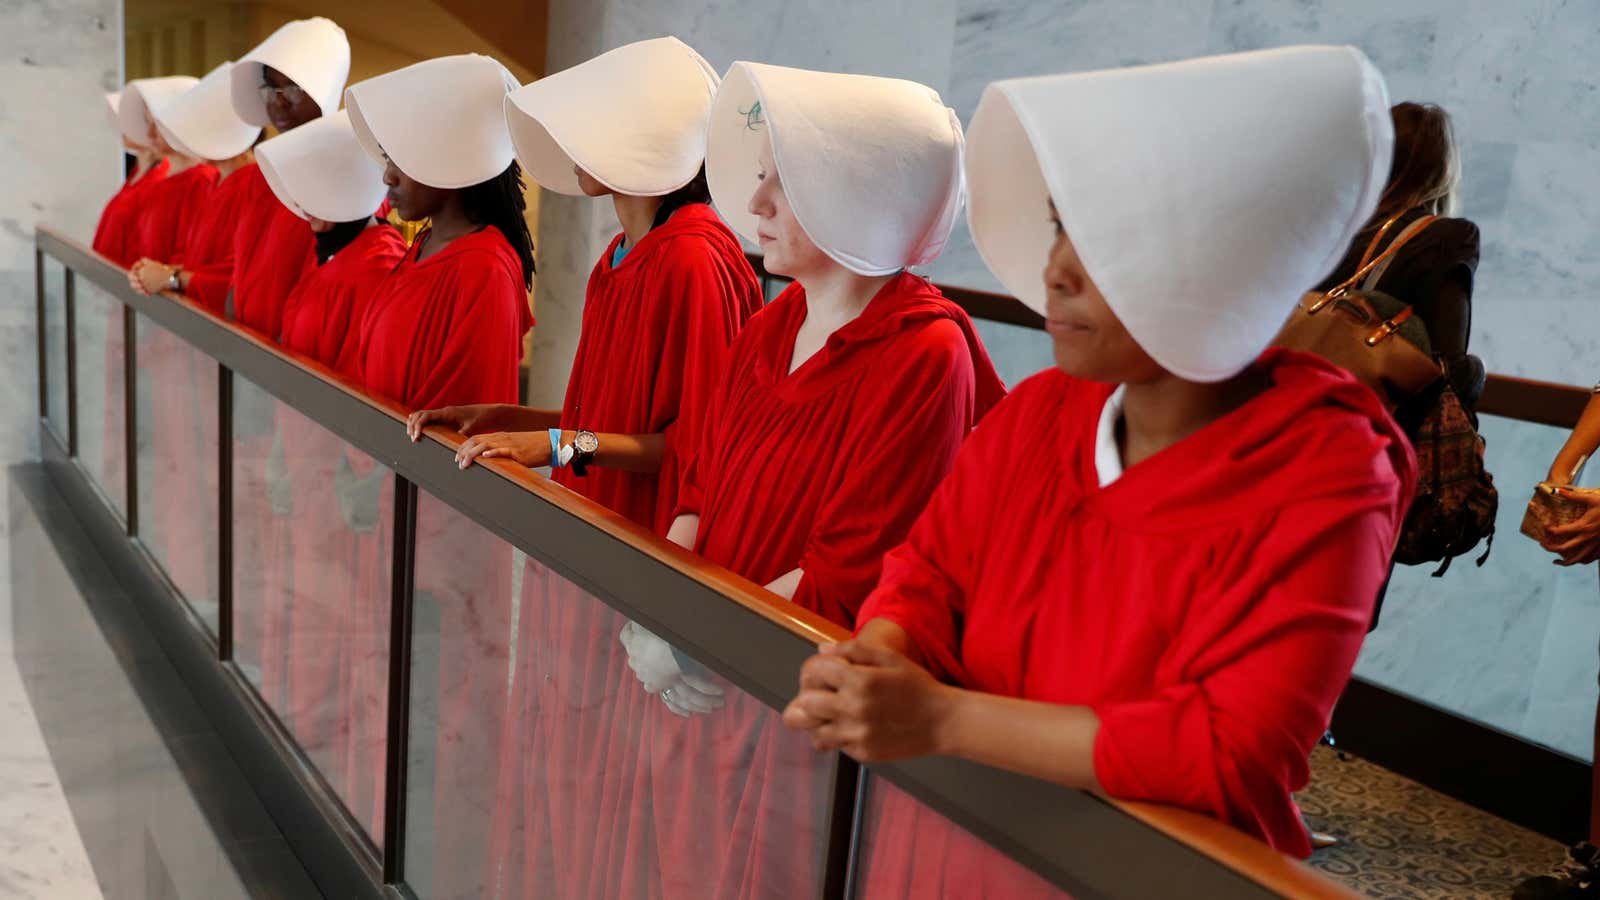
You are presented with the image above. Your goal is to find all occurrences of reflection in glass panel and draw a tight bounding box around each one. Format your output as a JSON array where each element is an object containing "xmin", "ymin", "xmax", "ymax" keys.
[
  {"xmin": 44, "ymin": 258, "xmax": 69, "ymax": 443},
  {"xmin": 133, "ymin": 312, "xmax": 219, "ymax": 632},
  {"xmin": 1356, "ymin": 412, "xmax": 1600, "ymax": 760},
  {"xmin": 231, "ymin": 378, "xmax": 393, "ymax": 845},
  {"xmin": 855, "ymin": 777, "xmax": 1069, "ymax": 899},
  {"xmin": 75, "ymin": 281, "xmax": 127, "ymax": 518},
  {"xmin": 405, "ymin": 491, "xmax": 516, "ymax": 899},
  {"xmin": 413, "ymin": 541, "xmax": 836, "ymax": 900}
]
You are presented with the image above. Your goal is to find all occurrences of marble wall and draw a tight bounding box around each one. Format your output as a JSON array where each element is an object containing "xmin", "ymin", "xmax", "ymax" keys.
[
  {"xmin": 533, "ymin": 0, "xmax": 1600, "ymax": 759},
  {"xmin": 1, "ymin": 0, "xmax": 123, "ymax": 464}
]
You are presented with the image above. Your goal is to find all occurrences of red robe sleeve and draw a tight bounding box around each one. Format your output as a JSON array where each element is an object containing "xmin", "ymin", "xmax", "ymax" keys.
[
  {"xmin": 650, "ymin": 248, "xmax": 746, "ymax": 532},
  {"xmin": 1089, "ymin": 496, "xmax": 1392, "ymax": 855},
  {"xmin": 855, "ymin": 381, "xmax": 1018, "ymax": 680},
  {"xmin": 184, "ymin": 259, "xmax": 233, "ymax": 311},
  {"xmin": 791, "ymin": 319, "xmax": 977, "ymax": 627},
  {"xmin": 405, "ymin": 252, "xmax": 531, "ymax": 409}
]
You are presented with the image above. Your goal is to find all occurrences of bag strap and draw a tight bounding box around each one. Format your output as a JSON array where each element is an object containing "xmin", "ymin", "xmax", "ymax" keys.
[
  {"xmin": 1356, "ymin": 214, "xmax": 1407, "ymax": 270},
  {"xmin": 1361, "ymin": 215, "xmax": 1438, "ymax": 291},
  {"xmin": 1308, "ymin": 214, "xmax": 1439, "ymax": 312}
]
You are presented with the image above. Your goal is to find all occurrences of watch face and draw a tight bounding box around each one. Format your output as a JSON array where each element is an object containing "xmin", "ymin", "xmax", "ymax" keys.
[{"xmin": 574, "ymin": 430, "xmax": 599, "ymax": 454}]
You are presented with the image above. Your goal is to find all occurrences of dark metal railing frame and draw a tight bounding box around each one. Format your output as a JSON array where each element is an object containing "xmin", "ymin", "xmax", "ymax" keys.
[{"xmin": 45, "ymin": 225, "xmax": 1585, "ymax": 899}]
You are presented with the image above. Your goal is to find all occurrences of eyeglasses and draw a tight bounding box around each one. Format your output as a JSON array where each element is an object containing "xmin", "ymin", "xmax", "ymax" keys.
[{"xmin": 258, "ymin": 83, "xmax": 309, "ymax": 105}]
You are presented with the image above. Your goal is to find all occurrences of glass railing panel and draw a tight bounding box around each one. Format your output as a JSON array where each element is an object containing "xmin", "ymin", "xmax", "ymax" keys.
[
  {"xmin": 74, "ymin": 280, "xmax": 126, "ymax": 518},
  {"xmin": 405, "ymin": 491, "xmax": 838, "ymax": 900},
  {"xmin": 43, "ymin": 256, "xmax": 68, "ymax": 444},
  {"xmin": 1355, "ymin": 411, "xmax": 1600, "ymax": 760},
  {"xmin": 133, "ymin": 311, "xmax": 219, "ymax": 632},
  {"xmin": 231, "ymin": 375, "xmax": 394, "ymax": 845},
  {"xmin": 403, "ymin": 490, "xmax": 517, "ymax": 899},
  {"xmin": 853, "ymin": 776, "xmax": 1070, "ymax": 899}
]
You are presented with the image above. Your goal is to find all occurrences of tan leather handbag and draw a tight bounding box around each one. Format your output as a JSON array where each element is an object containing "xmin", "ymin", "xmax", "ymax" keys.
[{"xmin": 1273, "ymin": 215, "xmax": 1442, "ymax": 410}]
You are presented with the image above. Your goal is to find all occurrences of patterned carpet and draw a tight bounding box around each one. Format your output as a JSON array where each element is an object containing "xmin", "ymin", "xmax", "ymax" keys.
[{"xmin": 1299, "ymin": 746, "xmax": 1569, "ymax": 898}]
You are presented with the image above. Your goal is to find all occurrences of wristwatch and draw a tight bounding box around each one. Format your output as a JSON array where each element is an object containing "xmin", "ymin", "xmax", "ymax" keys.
[
  {"xmin": 570, "ymin": 430, "xmax": 599, "ymax": 476},
  {"xmin": 166, "ymin": 267, "xmax": 183, "ymax": 293}
]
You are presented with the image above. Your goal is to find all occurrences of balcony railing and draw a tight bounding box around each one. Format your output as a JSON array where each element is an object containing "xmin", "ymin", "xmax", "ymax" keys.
[{"xmin": 35, "ymin": 223, "xmax": 1584, "ymax": 899}]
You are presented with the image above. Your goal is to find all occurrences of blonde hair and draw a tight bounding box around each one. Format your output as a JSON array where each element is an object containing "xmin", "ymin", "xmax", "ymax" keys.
[{"xmin": 1375, "ymin": 101, "xmax": 1461, "ymax": 220}]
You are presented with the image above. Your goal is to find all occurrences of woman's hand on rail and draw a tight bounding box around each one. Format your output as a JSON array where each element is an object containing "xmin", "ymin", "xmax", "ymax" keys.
[
  {"xmin": 454, "ymin": 430, "xmax": 550, "ymax": 470},
  {"xmin": 408, "ymin": 404, "xmax": 481, "ymax": 441},
  {"xmin": 782, "ymin": 639, "xmax": 952, "ymax": 762},
  {"xmin": 784, "ymin": 638, "xmax": 1105, "ymax": 789},
  {"xmin": 1544, "ymin": 488, "xmax": 1600, "ymax": 565},
  {"xmin": 128, "ymin": 258, "xmax": 173, "ymax": 295}
]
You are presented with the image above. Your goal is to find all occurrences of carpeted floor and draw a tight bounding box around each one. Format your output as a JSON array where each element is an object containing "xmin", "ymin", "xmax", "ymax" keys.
[{"xmin": 1299, "ymin": 746, "xmax": 1569, "ymax": 898}]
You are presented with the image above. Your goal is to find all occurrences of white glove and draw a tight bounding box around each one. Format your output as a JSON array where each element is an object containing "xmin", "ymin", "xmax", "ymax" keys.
[{"xmin": 618, "ymin": 622, "xmax": 725, "ymax": 717}]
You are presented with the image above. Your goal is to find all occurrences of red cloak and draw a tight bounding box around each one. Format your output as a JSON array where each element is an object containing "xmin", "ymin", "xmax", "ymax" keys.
[
  {"xmin": 490, "ymin": 204, "xmax": 762, "ymax": 900},
  {"xmin": 171, "ymin": 166, "xmax": 259, "ymax": 313},
  {"xmin": 229, "ymin": 162, "xmax": 317, "ymax": 337},
  {"xmin": 279, "ymin": 224, "xmax": 409, "ymax": 371},
  {"xmin": 853, "ymin": 350, "xmax": 1416, "ymax": 897},
  {"xmin": 649, "ymin": 272, "xmax": 1004, "ymax": 900},
  {"xmin": 92, "ymin": 158, "xmax": 169, "ymax": 267},
  {"xmin": 131, "ymin": 163, "xmax": 218, "ymax": 263},
  {"xmin": 358, "ymin": 225, "xmax": 532, "ymax": 410}
]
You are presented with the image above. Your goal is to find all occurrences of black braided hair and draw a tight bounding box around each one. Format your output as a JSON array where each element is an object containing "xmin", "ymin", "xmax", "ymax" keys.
[
  {"xmin": 459, "ymin": 160, "xmax": 536, "ymax": 290},
  {"xmin": 650, "ymin": 163, "xmax": 711, "ymax": 230}
]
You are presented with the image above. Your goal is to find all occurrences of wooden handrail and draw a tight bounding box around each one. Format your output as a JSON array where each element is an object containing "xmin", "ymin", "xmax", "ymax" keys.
[
  {"xmin": 1114, "ymin": 802, "xmax": 1365, "ymax": 900},
  {"xmin": 1479, "ymin": 373, "xmax": 1591, "ymax": 429},
  {"xmin": 39, "ymin": 223, "xmax": 1427, "ymax": 899}
]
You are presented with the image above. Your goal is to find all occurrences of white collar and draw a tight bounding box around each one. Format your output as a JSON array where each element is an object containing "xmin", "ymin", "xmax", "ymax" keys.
[{"xmin": 1095, "ymin": 385, "xmax": 1126, "ymax": 487}]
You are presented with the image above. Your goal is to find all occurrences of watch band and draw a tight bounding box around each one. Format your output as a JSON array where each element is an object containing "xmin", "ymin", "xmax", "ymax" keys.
[{"xmin": 548, "ymin": 428, "xmax": 564, "ymax": 468}]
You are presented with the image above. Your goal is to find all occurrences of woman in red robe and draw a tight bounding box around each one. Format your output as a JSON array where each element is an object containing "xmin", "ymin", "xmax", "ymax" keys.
[
  {"xmin": 782, "ymin": 47, "xmax": 1417, "ymax": 897},
  {"xmin": 404, "ymin": 38, "xmax": 762, "ymax": 899},
  {"xmin": 122, "ymin": 75, "xmax": 216, "ymax": 266},
  {"xmin": 225, "ymin": 16, "xmax": 351, "ymax": 337},
  {"xmin": 127, "ymin": 92, "xmax": 260, "ymax": 315},
  {"xmin": 252, "ymin": 108, "xmax": 406, "ymax": 840},
  {"xmin": 101, "ymin": 77, "xmax": 197, "ymax": 264},
  {"xmin": 92, "ymin": 89, "xmax": 172, "ymax": 267},
  {"xmin": 618, "ymin": 63, "xmax": 1003, "ymax": 900},
  {"xmin": 345, "ymin": 52, "xmax": 533, "ymax": 897},
  {"xmin": 126, "ymin": 62, "xmax": 262, "ymax": 308}
]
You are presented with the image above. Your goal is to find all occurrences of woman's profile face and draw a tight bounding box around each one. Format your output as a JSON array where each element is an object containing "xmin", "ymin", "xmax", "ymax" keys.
[
  {"xmin": 382, "ymin": 155, "xmax": 448, "ymax": 222},
  {"xmin": 573, "ymin": 165, "xmax": 611, "ymax": 198},
  {"xmin": 1043, "ymin": 200, "xmax": 1163, "ymax": 383},
  {"xmin": 747, "ymin": 134, "xmax": 828, "ymax": 279},
  {"xmin": 143, "ymin": 112, "xmax": 171, "ymax": 156}
]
